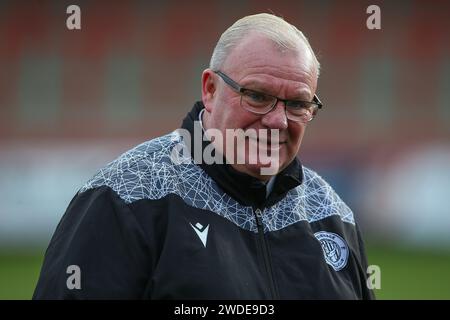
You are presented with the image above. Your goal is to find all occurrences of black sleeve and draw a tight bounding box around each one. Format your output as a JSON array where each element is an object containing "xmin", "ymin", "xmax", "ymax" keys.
[
  {"xmin": 33, "ymin": 186, "xmax": 152, "ymax": 299},
  {"xmin": 355, "ymin": 223, "xmax": 376, "ymax": 300}
]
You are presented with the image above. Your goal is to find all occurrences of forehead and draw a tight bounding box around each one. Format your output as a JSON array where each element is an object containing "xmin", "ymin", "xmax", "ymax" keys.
[{"xmin": 222, "ymin": 33, "xmax": 317, "ymax": 94}]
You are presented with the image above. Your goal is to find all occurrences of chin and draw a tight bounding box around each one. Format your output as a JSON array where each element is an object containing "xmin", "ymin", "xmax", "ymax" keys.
[
  {"xmin": 239, "ymin": 156, "xmax": 286, "ymax": 180},
  {"xmin": 229, "ymin": 143, "xmax": 294, "ymax": 179}
]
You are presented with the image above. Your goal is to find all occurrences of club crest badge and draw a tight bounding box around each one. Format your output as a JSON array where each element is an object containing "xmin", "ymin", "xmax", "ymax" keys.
[{"xmin": 314, "ymin": 231, "xmax": 349, "ymax": 271}]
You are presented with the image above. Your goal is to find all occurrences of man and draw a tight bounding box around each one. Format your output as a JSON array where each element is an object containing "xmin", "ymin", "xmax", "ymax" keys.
[{"xmin": 34, "ymin": 13, "xmax": 374, "ymax": 299}]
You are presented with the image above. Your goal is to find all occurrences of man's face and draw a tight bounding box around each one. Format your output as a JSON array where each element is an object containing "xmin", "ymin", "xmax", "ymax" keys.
[{"xmin": 202, "ymin": 33, "xmax": 318, "ymax": 180}]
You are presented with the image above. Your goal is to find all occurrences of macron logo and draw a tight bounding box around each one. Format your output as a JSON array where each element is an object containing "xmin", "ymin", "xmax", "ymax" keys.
[{"xmin": 190, "ymin": 222, "xmax": 209, "ymax": 248}]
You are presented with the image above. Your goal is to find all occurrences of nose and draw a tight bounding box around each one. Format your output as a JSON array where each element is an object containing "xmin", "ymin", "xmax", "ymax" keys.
[{"xmin": 260, "ymin": 101, "xmax": 288, "ymax": 130}]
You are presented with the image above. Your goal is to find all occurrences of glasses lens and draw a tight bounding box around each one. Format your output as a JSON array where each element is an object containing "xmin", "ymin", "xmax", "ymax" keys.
[
  {"xmin": 238, "ymin": 87, "xmax": 321, "ymax": 123},
  {"xmin": 240, "ymin": 90, "xmax": 276, "ymax": 114},
  {"xmin": 286, "ymin": 102, "xmax": 318, "ymax": 122}
]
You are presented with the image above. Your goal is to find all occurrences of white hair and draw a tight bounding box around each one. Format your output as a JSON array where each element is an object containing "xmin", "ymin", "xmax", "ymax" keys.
[{"xmin": 210, "ymin": 13, "xmax": 320, "ymax": 76}]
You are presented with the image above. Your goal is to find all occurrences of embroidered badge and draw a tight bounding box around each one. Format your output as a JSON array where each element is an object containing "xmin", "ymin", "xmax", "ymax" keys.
[{"xmin": 314, "ymin": 231, "xmax": 349, "ymax": 271}]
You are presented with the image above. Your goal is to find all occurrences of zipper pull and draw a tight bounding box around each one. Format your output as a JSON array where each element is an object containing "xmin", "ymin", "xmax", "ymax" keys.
[{"xmin": 254, "ymin": 208, "xmax": 263, "ymax": 228}]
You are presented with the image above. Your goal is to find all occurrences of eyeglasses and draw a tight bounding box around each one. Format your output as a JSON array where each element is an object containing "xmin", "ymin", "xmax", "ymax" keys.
[{"xmin": 214, "ymin": 70, "xmax": 323, "ymax": 123}]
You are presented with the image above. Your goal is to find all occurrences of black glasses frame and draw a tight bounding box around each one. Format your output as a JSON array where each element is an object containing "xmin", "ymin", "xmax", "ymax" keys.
[{"xmin": 213, "ymin": 70, "xmax": 323, "ymax": 121}]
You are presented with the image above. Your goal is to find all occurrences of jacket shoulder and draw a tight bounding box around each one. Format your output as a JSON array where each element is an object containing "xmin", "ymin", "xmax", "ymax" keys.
[
  {"xmin": 300, "ymin": 166, "xmax": 355, "ymax": 225},
  {"xmin": 79, "ymin": 131, "xmax": 182, "ymax": 204}
]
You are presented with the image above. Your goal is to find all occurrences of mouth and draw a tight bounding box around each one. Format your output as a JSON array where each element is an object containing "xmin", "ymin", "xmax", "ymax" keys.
[
  {"xmin": 245, "ymin": 138, "xmax": 286, "ymax": 153},
  {"xmin": 248, "ymin": 137, "xmax": 287, "ymax": 145}
]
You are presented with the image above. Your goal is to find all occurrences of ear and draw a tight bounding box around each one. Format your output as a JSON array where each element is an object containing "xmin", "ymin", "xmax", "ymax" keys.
[{"xmin": 201, "ymin": 69, "xmax": 216, "ymax": 112}]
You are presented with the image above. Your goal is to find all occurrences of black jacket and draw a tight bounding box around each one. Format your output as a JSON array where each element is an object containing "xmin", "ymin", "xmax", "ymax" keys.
[{"xmin": 33, "ymin": 101, "xmax": 374, "ymax": 300}]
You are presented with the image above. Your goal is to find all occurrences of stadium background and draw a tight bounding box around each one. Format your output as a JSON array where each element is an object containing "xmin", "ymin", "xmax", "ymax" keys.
[{"xmin": 1, "ymin": 0, "xmax": 450, "ymax": 299}]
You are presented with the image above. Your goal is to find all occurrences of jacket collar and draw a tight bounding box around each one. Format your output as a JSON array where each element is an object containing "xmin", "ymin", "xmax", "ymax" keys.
[{"xmin": 181, "ymin": 101, "xmax": 303, "ymax": 208}]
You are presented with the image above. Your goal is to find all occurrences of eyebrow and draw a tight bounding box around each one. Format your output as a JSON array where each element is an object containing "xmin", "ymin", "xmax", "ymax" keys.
[
  {"xmin": 240, "ymin": 79, "xmax": 271, "ymax": 92},
  {"xmin": 243, "ymin": 82, "xmax": 311, "ymax": 101}
]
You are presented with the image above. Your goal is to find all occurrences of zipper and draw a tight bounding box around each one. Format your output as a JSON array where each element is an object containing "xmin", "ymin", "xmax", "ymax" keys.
[{"xmin": 254, "ymin": 208, "xmax": 279, "ymax": 299}]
